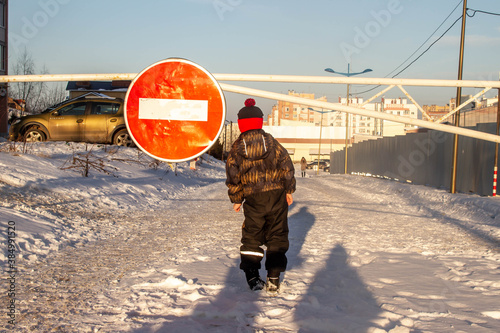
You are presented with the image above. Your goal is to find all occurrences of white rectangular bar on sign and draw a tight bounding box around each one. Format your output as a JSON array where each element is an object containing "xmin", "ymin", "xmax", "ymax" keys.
[{"xmin": 138, "ymin": 98, "xmax": 208, "ymax": 121}]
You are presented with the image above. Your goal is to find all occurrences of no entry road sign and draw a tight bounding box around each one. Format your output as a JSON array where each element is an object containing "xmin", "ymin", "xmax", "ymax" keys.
[{"xmin": 125, "ymin": 58, "xmax": 226, "ymax": 162}]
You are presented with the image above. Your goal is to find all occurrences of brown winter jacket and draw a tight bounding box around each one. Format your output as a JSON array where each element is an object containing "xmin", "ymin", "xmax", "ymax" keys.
[{"xmin": 226, "ymin": 129, "xmax": 296, "ymax": 204}]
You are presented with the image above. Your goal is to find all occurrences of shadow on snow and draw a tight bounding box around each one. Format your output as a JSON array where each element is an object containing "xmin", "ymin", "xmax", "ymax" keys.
[{"xmin": 131, "ymin": 205, "xmax": 387, "ymax": 332}]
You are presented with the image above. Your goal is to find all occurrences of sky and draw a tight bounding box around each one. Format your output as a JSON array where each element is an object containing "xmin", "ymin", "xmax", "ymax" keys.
[{"xmin": 7, "ymin": 0, "xmax": 500, "ymax": 121}]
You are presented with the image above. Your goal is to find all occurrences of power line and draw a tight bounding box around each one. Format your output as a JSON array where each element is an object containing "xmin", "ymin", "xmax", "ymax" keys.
[
  {"xmin": 352, "ymin": 1, "xmax": 464, "ymax": 96},
  {"xmin": 349, "ymin": 5, "xmax": 499, "ymax": 98},
  {"xmin": 390, "ymin": 15, "xmax": 462, "ymax": 79},
  {"xmin": 467, "ymin": 8, "xmax": 500, "ymax": 17},
  {"xmin": 352, "ymin": 15, "xmax": 463, "ymax": 95},
  {"xmin": 385, "ymin": 0, "xmax": 464, "ymax": 78}
]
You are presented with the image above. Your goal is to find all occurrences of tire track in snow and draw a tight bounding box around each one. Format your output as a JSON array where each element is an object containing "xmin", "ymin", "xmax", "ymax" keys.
[{"xmin": 10, "ymin": 181, "xmax": 237, "ymax": 332}]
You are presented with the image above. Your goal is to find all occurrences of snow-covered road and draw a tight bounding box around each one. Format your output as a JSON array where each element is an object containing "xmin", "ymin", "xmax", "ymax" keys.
[{"xmin": 1, "ymin": 142, "xmax": 500, "ymax": 332}]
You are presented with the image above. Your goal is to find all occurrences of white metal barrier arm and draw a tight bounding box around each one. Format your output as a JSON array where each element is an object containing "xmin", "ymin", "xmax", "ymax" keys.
[
  {"xmin": 1, "ymin": 73, "xmax": 500, "ymax": 89},
  {"xmin": 219, "ymin": 82, "xmax": 500, "ymax": 144},
  {"xmin": 0, "ymin": 73, "xmax": 138, "ymax": 82},
  {"xmin": 3, "ymin": 72, "xmax": 500, "ymax": 143},
  {"xmin": 215, "ymin": 74, "xmax": 500, "ymax": 89}
]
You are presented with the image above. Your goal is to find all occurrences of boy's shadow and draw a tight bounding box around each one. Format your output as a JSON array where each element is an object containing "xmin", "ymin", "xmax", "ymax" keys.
[
  {"xmin": 287, "ymin": 206, "xmax": 316, "ymax": 270},
  {"xmin": 294, "ymin": 245, "xmax": 388, "ymax": 332},
  {"xmin": 131, "ymin": 205, "xmax": 317, "ymax": 332}
]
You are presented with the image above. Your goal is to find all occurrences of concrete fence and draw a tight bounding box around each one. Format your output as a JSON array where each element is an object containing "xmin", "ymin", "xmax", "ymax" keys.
[{"xmin": 330, "ymin": 123, "xmax": 499, "ymax": 196}]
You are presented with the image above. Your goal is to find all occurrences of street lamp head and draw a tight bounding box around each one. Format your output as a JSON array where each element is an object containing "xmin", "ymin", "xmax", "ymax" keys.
[
  {"xmin": 308, "ymin": 108, "xmax": 334, "ymax": 113},
  {"xmin": 325, "ymin": 67, "xmax": 373, "ymax": 77}
]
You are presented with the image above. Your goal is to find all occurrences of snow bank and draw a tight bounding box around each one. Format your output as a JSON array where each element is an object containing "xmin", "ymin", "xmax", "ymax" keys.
[{"xmin": 0, "ymin": 141, "xmax": 225, "ymax": 265}]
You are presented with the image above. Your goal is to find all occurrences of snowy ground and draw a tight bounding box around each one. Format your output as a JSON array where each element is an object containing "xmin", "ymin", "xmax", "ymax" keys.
[{"xmin": 1, "ymin": 140, "xmax": 500, "ymax": 332}]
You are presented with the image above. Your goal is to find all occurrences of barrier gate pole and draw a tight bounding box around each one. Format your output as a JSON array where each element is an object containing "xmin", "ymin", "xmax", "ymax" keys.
[{"xmin": 494, "ymin": 90, "xmax": 500, "ymax": 196}]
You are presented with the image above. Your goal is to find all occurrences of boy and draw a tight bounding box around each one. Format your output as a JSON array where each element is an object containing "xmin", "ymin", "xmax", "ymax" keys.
[{"xmin": 226, "ymin": 98, "xmax": 296, "ymax": 293}]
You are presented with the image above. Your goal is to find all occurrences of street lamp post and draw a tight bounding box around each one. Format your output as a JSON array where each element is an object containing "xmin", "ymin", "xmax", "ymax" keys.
[
  {"xmin": 325, "ymin": 64, "xmax": 372, "ymax": 174},
  {"xmin": 318, "ymin": 111, "xmax": 324, "ymax": 175},
  {"xmin": 309, "ymin": 108, "xmax": 333, "ymax": 175}
]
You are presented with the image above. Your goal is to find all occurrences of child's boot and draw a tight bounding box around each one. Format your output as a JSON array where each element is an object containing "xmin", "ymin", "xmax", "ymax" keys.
[
  {"xmin": 245, "ymin": 269, "xmax": 265, "ymax": 291},
  {"xmin": 266, "ymin": 272, "xmax": 280, "ymax": 295}
]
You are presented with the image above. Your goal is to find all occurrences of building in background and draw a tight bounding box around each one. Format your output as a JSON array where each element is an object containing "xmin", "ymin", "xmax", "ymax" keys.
[
  {"xmin": 262, "ymin": 92, "xmax": 419, "ymax": 162},
  {"xmin": 423, "ymin": 103, "xmax": 450, "ymax": 122},
  {"xmin": 459, "ymin": 95, "xmax": 499, "ymax": 127},
  {"xmin": 423, "ymin": 95, "xmax": 499, "ymax": 127},
  {"xmin": 266, "ymin": 91, "xmax": 328, "ymax": 126},
  {"xmin": 0, "ymin": 0, "xmax": 8, "ymax": 137},
  {"xmin": 379, "ymin": 97, "xmax": 419, "ymax": 137},
  {"xmin": 222, "ymin": 91, "xmax": 500, "ymax": 163},
  {"xmin": 263, "ymin": 122, "xmax": 346, "ymax": 162},
  {"xmin": 478, "ymin": 96, "xmax": 498, "ymax": 108}
]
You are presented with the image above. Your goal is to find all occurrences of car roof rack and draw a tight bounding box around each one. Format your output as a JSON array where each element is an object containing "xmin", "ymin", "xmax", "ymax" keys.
[
  {"xmin": 42, "ymin": 92, "xmax": 117, "ymax": 113},
  {"xmin": 81, "ymin": 92, "xmax": 116, "ymax": 100}
]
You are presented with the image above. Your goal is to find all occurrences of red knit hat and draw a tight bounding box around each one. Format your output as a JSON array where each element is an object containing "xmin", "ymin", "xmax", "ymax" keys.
[{"xmin": 237, "ymin": 98, "xmax": 263, "ymax": 133}]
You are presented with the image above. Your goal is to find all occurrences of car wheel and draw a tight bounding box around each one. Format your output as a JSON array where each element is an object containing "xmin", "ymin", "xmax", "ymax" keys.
[
  {"xmin": 113, "ymin": 129, "xmax": 135, "ymax": 147},
  {"xmin": 24, "ymin": 128, "xmax": 46, "ymax": 142}
]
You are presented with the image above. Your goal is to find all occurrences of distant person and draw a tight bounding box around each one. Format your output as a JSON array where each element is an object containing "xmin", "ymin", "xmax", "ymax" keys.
[
  {"xmin": 226, "ymin": 98, "xmax": 296, "ymax": 294},
  {"xmin": 300, "ymin": 157, "xmax": 307, "ymax": 177}
]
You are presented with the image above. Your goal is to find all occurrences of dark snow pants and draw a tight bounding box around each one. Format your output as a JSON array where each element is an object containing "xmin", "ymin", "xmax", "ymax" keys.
[{"xmin": 239, "ymin": 189, "xmax": 289, "ymax": 277}]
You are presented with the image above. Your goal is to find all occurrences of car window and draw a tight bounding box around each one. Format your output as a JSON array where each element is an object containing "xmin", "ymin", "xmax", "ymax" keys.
[
  {"xmin": 57, "ymin": 102, "xmax": 87, "ymax": 116},
  {"xmin": 91, "ymin": 102, "xmax": 120, "ymax": 115}
]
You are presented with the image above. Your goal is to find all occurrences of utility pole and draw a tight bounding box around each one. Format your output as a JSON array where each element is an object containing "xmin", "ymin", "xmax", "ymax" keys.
[
  {"xmin": 345, "ymin": 83, "xmax": 350, "ymax": 174},
  {"xmin": 450, "ymin": 0, "xmax": 467, "ymax": 194}
]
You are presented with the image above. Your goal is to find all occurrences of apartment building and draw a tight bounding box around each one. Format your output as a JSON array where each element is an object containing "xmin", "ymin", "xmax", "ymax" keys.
[
  {"xmin": 423, "ymin": 95, "xmax": 499, "ymax": 126},
  {"xmin": 263, "ymin": 92, "xmax": 419, "ymax": 162},
  {"xmin": 380, "ymin": 98, "xmax": 419, "ymax": 136},
  {"xmin": 423, "ymin": 104, "xmax": 450, "ymax": 122},
  {"xmin": 267, "ymin": 91, "xmax": 328, "ymax": 126}
]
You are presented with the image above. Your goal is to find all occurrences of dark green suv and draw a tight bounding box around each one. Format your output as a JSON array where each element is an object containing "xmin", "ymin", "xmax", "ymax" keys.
[{"xmin": 9, "ymin": 93, "xmax": 134, "ymax": 146}]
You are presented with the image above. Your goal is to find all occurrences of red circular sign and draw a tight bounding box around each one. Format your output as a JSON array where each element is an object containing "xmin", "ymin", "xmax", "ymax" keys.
[{"xmin": 125, "ymin": 58, "xmax": 226, "ymax": 162}]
